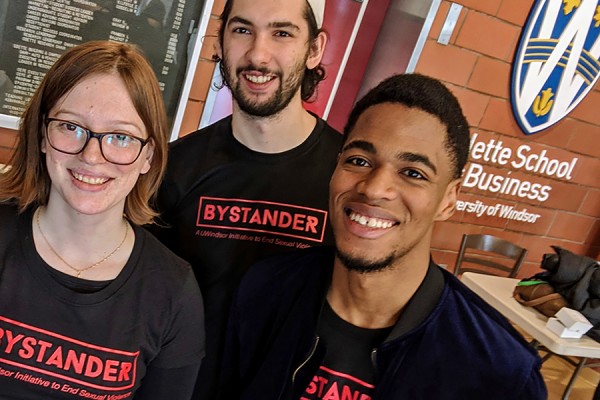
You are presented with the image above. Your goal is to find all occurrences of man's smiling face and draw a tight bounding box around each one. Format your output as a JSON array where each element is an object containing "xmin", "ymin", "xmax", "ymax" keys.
[
  {"xmin": 329, "ymin": 102, "xmax": 460, "ymax": 273},
  {"xmin": 218, "ymin": 0, "xmax": 318, "ymax": 117}
]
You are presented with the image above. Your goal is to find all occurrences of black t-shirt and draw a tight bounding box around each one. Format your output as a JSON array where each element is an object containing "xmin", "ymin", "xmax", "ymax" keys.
[
  {"xmin": 0, "ymin": 204, "xmax": 205, "ymax": 399},
  {"xmin": 151, "ymin": 115, "xmax": 342, "ymax": 399},
  {"xmin": 302, "ymin": 302, "xmax": 392, "ymax": 399}
]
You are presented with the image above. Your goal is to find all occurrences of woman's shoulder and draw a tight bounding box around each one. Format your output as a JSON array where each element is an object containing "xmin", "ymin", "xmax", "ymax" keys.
[
  {"xmin": 0, "ymin": 202, "xmax": 25, "ymax": 251},
  {"xmin": 133, "ymin": 225, "xmax": 195, "ymax": 277},
  {"xmin": 0, "ymin": 201, "xmax": 23, "ymax": 227}
]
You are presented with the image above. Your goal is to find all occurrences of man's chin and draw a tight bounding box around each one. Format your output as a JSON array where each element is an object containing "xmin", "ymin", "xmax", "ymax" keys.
[{"xmin": 335, "ymin": 249, "xmax": 395, "ymax": 274}]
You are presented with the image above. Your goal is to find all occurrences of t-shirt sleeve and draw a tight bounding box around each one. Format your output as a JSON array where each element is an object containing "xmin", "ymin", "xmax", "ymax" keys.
[
  {"xmin": 151, "ymin": 271, "xmax": 205, "ymax": 368},
  {"xmin": 146, "ymin": 173, "xmax": 177, "ymax": 245}
]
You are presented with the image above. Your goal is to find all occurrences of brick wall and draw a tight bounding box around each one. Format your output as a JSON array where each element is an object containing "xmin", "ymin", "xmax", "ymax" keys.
[
  {"xmin": 418, "ymin": 0, "xmax": 600, "ymax": 277},
  {"xmin": 0, "ymin": 127, "xmax": 16, "ymax": 164}
]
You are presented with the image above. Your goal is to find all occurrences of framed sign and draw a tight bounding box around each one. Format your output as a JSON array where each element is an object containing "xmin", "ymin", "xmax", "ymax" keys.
[{"xmin": 0, "ymin": 0, "xmax": 212, "ymax": 137}]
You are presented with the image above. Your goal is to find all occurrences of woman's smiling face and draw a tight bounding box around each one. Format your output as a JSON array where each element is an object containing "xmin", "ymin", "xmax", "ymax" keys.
[{"xmin": 42, "ymin": 72, "xmax": 153, "ymax": 218}]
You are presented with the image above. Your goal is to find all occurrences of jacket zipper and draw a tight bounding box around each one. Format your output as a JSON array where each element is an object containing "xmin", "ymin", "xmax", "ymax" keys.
[
  {"xmin": 371, "ymin": 348, "xmax": 377, "ymax": 368},
  {"xmin": 292, "ymin": 336, "xmax": 320, "ymax": 383}
]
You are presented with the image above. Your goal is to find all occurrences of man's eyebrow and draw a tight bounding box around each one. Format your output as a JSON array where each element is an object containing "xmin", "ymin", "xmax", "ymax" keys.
[
  {"xmin": 397, "ymin": 152, "xmax": 437, "ymax": 174},
  {"xmin": 269, "ymin": 21, "xmax": 300, "ymax": 31},
  {"xmin": 227, "ymin": 16, "xmax": 252, "ymax": 26},
  {"xmin": 227, "ymin": 17, "xmax": 300, "ymax": 32},
  {"xmin": 342, "ymin": 140, "xmax": 375, "ymax": 154}
]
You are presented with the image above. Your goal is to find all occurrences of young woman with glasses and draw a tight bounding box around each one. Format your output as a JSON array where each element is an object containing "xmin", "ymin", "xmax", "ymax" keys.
[{"xmin": 0, "ymin": 41, "xmax": 205, "ymax": 399}]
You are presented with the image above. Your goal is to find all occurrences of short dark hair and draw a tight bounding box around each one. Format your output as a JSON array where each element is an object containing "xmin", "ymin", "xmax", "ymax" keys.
[
  {"xmin": 217, "ymin": 0, "xmax": 325, "ymax": 102},
  {"xmin": 344, "ymin": 73, "xmax": 470, "ymax": 179}
]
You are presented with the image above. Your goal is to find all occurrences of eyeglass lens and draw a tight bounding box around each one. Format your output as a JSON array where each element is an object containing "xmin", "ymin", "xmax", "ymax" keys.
[{"xmin": 46, "ymin": 119, "xmax": 144, "ymax": 165}]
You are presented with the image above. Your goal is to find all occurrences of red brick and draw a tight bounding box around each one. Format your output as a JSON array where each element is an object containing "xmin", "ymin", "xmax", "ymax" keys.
[
  {"xmin": 432, "ymin": 221, "xmax": 482, "ymax": 250},
  {"xmin": 547, "ymin": 213, "xmax": 595, "ymax": 242},
  {"xmin": 585, "ymin": 220, "xmax": 600, "ymax": 247},
  {"xmin": 566, "ymin": 120, "xmax": 600, "ymax": 157},
  {"xmin": 570, "ymin": 155, "xmax": 600, "ymax": 187},
  {"xmin": 448, "ymin": 84, "xmax": 490, "ymax": 126},
  {"xmin": 455, "ymin": 0, "xmax": 501, "ymax": 15},
  {"xmin": 518, "ymin": 261, "xmax": 544, "ymax": 279},
  {"xmin": 179, "ymin": 100, "xmax": 204, "ymax": 138},
  {"xmin": 579, "ymin": 189, "xmax": 600, "ymax": 217},
  {"xmin": 455, "ymin": 12, "xmax": 520, "ymax": 60},
  {"xmin": 0, "ymin": 148, "xmax": 14, "ymax": 165},
  {"xmin": 541, "ymin": 180, "xmax": 588, "ymax": 212},
  {"xmin": 532, "ymin": 117, "xmax": 574, "ymax": 149},
  {"xmin": 496, "ymin": 0, "xmax": 535, "ymax": 26},
  {"xmin": 505, "ymin": 205, "xmax": 555, "ymax": 235},
  {"xmin": 430, "ymin": 250, "xmax": 458, "ymax": 271},
  {"xmin": 519, "ymin": 234, "xmax": 562, "ymax": 264},
  {"xmin": 199, "ymin": 17, "xmax": 221, "ymax": 61},
  {"xmin": 479, "ymin": 98, "xmax": 523, "ymax": 138},
  {"xmin": 189, "ymin": 59, "xmax": 217, "ymax": 102},
  {"xmin": 0, "ymin": 129, "xmax": 17, "ymax": 148},
  {"xmin": 554, "ymin": 241, "xmax": 592, "ymax": 258},
  {"xmin": 468, "ymin": 56, "xmax": 511, "ymax": 98},
  {"xmin": 570, "ymin": 90, "xmax": 600, "ymax": 125},
  {"xmin": 415, "ymin": 40, "xmax": 478, "ymax": 86},
  {"xmin": 212, "ymin": 0, "xmax": 225, "ymax": 16}
]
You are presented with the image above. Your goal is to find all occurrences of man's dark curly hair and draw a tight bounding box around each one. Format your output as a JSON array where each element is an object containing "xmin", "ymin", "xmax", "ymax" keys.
[
  {"xmin": 344, "ymin": 73, "xmax": 470, "ymax": 180},
  {"xmin": 217, "ymin": 0, "xmax": 325, "ymax": 102}
]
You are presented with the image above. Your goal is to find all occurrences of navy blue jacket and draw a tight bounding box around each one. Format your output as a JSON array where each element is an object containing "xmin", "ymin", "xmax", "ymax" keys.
[{"xmin": 219, "ymin": 247, "xmax": 547, "ymax": 399}]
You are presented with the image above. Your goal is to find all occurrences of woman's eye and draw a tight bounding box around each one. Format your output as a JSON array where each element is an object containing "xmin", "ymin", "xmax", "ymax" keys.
[
  {"xmin": 107, "ymin": 134, "xmax": 134, "ymax": 147},
  {"xmin": 60, "ymin": 123, "xmax": 86, "ymax": 139},
  {"xmin": 274, "ymin": 31, "xmax": 291, "ymax": 37}
]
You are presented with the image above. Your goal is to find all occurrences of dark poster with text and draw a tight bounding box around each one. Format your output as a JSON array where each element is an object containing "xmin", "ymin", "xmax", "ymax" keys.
[{"xmin": 0, "ymin": 0, "xmax": 205, "ymax": 128}]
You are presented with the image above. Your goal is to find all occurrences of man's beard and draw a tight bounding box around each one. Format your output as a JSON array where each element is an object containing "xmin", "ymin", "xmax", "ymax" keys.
[
  {"xmin": 221, "ymin": 55, "xmax": 307, "ymax": 117},
  {"xmin": 335, "ymin": 248, "xmax": 399, "ymax": 274}
]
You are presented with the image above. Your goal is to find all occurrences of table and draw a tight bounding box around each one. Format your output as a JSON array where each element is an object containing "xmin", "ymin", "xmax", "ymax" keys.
[{"xmin": 461, "ymin": 272, "xmax": 600, "ymax": 399}]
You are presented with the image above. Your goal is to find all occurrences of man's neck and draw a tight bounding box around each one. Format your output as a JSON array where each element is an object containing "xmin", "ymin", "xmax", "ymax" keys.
[
  {"xmin": 230, "ymin": 98, "xmax": 317, "ymax": 154},
  {"xmin": 327, "ymin": 252, "xmax": 430, "ymax": 329}
]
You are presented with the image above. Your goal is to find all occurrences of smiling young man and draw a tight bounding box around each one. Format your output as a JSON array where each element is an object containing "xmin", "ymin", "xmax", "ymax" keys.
[
  {"xmin": 150, "ymin": 0, "xmax": 341, "ymax": 398},
  {"xmin": 219, "ymin": 74, "xmax": 547, "ymax": 400}
]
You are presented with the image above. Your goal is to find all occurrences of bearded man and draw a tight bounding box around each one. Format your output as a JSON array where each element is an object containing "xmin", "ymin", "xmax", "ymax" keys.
[{"xmin": 150, "ymin": 1, "xmax": 341, "ymax": 399}]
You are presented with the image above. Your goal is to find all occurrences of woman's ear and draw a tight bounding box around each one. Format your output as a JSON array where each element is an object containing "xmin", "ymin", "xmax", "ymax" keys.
[
  {"xmin": 41, "ymin": 127, "xmax": 47, "ymax": 153},
  {"xmin": 140, "ymin": 140, "xmax": 154, "ymax": 175}
]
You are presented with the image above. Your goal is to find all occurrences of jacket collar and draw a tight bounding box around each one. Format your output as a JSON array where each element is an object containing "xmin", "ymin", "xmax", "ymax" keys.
[{"xmin": 384, "ymin": 260, "xmax": 445, "ymax": 342}]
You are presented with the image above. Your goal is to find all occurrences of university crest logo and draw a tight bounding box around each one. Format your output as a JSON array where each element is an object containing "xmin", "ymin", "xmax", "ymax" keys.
[{"xmin": 511, "ymin": 0, "xmax": 600, "ymax": 134}]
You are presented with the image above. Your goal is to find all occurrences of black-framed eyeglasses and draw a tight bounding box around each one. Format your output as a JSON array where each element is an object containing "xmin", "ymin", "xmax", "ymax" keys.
[{"xmin": 44, "ymin": 118, "xmax": 150, "ymax": 165}]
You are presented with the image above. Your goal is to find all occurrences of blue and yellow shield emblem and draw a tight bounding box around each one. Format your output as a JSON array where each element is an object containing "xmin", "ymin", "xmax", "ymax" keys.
[{"xmin": 511, "ymin": 0, "xmax": 600, "ymax": 134}]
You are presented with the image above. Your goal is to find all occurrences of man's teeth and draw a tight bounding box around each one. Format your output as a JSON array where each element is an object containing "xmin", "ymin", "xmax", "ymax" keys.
[
  {"xmin": 245, "ymin": 75, "xmax": 273, "ymax": 84},
  {"xmin": 349, "ymin": 211, "xmax": 394, "ymax": 229},
  {"xmin": 72, "ymin": 172, "xmax": 108, "ymax": 185}
]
